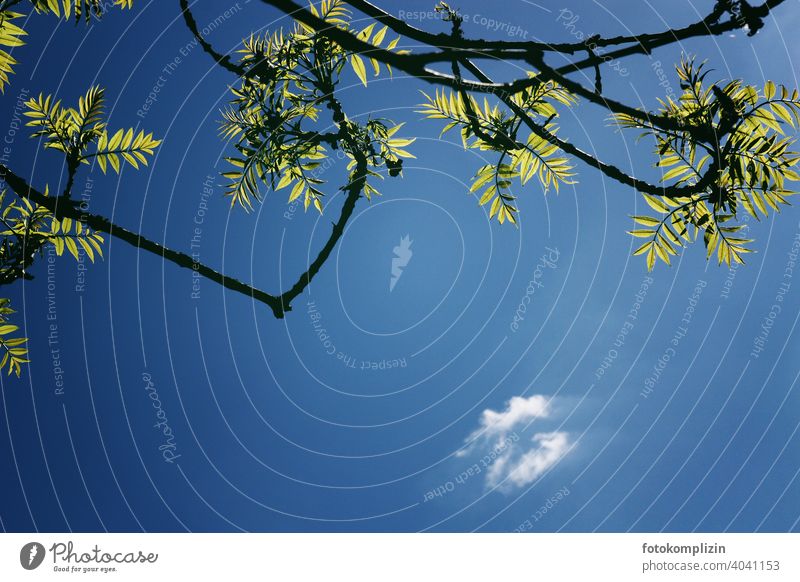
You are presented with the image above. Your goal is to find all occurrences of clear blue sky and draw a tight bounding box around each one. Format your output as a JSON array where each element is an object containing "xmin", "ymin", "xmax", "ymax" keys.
[{"xmin": 1, "ymin": 0, "xmax": 799, "ymax": 532}]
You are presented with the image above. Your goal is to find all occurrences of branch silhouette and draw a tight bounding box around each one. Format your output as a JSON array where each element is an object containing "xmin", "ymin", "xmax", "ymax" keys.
[
  {"xmin": 262, "ymin": 0, "xmax": 738, "ymax": 200},
  {"xmin": 178, "ymin": 0, "xmax": 373, "ymax": 315},
  {"xmin": 253, "ymin": 0, "xmax": 665, "ymax": 137},
  {"xmin": 342, "ymin": 0, "xmax": 785, "ymax": 68},
  {"xmin": 0, "ymin": 0, "xmax": 790, "ymax": 378},
  {"xmin": 179, "ymin": 0, "xmax": 244, "ymax": 75},
  {"xmin": 3, "ymin": 0, "xmax": 784, "ymax": 322},
  {"xmin": 456, "ymin": 58, "xmax": 720, "ymax": 199},
  {"xmin": 0, "ymin": 162, "xmax": 368, "ymax": 318},
  {"xmin": 0, "ymin": 163, "xmax": 285, "ymax": 315}
]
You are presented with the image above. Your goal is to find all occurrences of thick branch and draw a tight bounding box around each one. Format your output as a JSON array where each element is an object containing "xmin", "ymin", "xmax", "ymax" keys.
[
  {"xmin": 459, "ymin": 59, "xmax": 718, "ymax": 199},
  {"xmin": 278, "ymin": 58, "xmax": 371, "ymax": 310},
  {"xmin": 260, "ymin": 0, "xmax": 787, "ymax": 137},
  {"xmin": 344, "ymin": 0, "xmax": 785, "ymax": 74},
  {"xmin": 179, "ymin": 0, "xmax": 245, "ymax": 76},
  {"xmin": 278, "ymin": 155, "xmax": 366, "ymax": 311},
  {"xmin": 176, "ymin": 1, "xmax": 371, "ymax": 316},
  {"xmin": 252, "ymin": 0, "xmax": 720, "ymax": 196},
  {"xmin": 257, "ymin": 0, "xmax": 704, "ymax": 136},
  {"xmin": 0, "ymin": 164, "xmax": 286, "ymax": 317},
  {"xmin": 554, "ymin": 0, "xmax": 786, "ymax": 74}
]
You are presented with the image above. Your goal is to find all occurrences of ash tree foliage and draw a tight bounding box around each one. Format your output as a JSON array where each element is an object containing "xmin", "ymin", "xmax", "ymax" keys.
[
  {"xmin": 0, "ymin": 82, "xmax": 158, "ymax": 374},
  {"xmin": 218, "ymin": 3, "xmax": 414, "ymax": 212},
  {"xmin": 0, "ymin": 1, "xmax": 134, "ymax": 92},
  {"xmin": 0, "ymin": 0, "xmax": 140, "ymax": 375},
  {"xmin": 0, "ymin": 0, "xmax": 797, "ymax": 376},
  {"xmin": 617, "ymin": 59, "xmax": 800, "ymax": 269},
  {"xmin": 417, "ymin": 80, "xmax": 577, "ymax": 224}
]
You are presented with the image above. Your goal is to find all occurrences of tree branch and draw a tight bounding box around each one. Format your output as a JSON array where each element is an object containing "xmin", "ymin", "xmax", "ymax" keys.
[
  {"xmin": 184, "ymin": 0, "xmax": 726, "ymax": 197},
  {"xmin": 170, "ymin": 0, "xmax": 750, "ymax": 307},
  {"xmin": 343, "ymin": 0, "xmax": 785, "ymax": 73},
  {"xmin": 277, "ymin": 155, "xmax": 366, "ymax": 311},
  {"xmin": 0, "ymin": 163, "xmax": 287, "ymax": 317},
  {"xmin": 555, "ymin": 0, "xmax": 786, "ymax": 74},
  {"xmin": 258, "ymin": 0, "xmax": 787, "ymax": 137},
  {"xmin": 179, "ymin": 0, "xmax": 246, "ymax": 76},
  {"xmin": 176, "ymin": 6, "xmax": 375, "ymax": 312},
  {"xmin": 277, "ymin": 48, "xmax": 372, "ymax": 310},
  {"xmin": 257, "ymin": 0, "xmax": 708, "ymax": 136},
  {"xmin": 458, "ymin": 59, "xmax": 719, "ymax": 198}
]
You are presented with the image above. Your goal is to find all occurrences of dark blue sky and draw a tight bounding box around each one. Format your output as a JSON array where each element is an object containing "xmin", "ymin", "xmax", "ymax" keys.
[{"xmin": 1, "ymin": 0, "xmax": 799, "ymax": 532}]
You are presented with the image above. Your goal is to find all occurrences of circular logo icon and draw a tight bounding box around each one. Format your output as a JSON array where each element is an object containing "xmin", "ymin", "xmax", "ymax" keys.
[{"xmin": 19, "ymin": 542, "xmax": 46, "ymax": 570}]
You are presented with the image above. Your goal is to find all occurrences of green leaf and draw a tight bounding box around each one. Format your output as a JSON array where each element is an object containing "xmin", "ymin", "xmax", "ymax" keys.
[
  {"xmin": 643, "ymin": 194, "xmax": 672, "ymax": 213},
  {"xmin": 372, "ymin": 25, "xmax": 387, "ymax": 46},
  {"xmin": 478, "ymin": 188, "xmax": 495, "ymax": 206},
  {"xmin": 646, "ymin": 247, "xmax": 656, "ymax": 271},
  {"xmin": 765, "ymin": 80, "xmax": 776, "ymax": 100},
  {"xmin": 288, "ymin": 180, "xmax": 304, "ymax": 202},
  {"xmin": 661, "ymin": 165, "xmax": 690, "ymax": 182},
  {"xmin": 350, "ymin": 54, "xmax": 368, "ymax": 87},
  {"xmin": 632, "ymin": 215, "xmax": 661, "ymax": 226}
]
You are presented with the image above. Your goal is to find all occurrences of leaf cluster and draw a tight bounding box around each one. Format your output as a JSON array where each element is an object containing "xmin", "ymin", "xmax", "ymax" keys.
[
  {"xmin": 615, "ymin": 57, "xmax": 800, "ymax": 268},
  {"xmin": 24, "ymin": 86, "xmax": 161, "ymax": 175},
  {"xmin": 0, "ymin": 297, "xmax": 28, "ymax": 376},
  {"xmin": 220, "ymin": 0, "xmax": 412, "ymax": 212},
  {"xmin": 31, "ymin": 0, "xmax": 129, "ymax": 22},
  {"xmin": 418, "ymin": 77, "xmax": 577, "ymax": 224},
  {"xmin": 0, "ymin": 187, "xmax": 104, "ymax": 276},
  {"xmin": 0, "ymin": 186, "xmax": 103, "ymax": 374},
  {"xmin": 0, "ymin": 1, "xmax": 134, "ymax": 92}
]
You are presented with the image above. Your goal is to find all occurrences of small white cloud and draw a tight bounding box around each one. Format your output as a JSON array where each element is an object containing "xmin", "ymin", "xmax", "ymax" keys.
[
  {"xmin": 486, "ymin": 431, "xmax": 571, "ymax": 489},
  {"xmin": 478, "ymin": 394, "xmax": 550, "ymax": 436},
  {"xmin": 457, "ymin": 394, "xmax": 572, "ymax": 491},
  {"xmin": 457, "ymin": 395, "xmax": 550, "ymax": 457}
]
